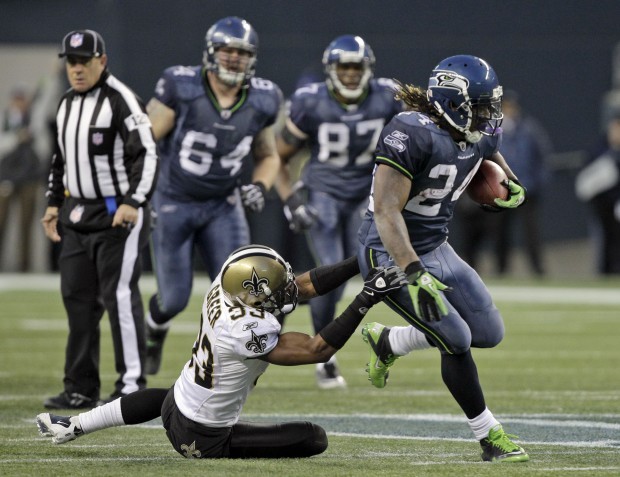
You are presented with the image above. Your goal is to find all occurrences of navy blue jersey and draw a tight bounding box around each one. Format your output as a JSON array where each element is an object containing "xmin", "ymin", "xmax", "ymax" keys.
[
  {"xmin": 360, "ymin": 111, "xmax": 501, "ymax": 254},
  {"xmin": 288, "ymin": 78, "xmax": 403, "ymax": 201},
  {"xmin": 154, "ymin": 66, "xmax": 282, "ymax": 201}
]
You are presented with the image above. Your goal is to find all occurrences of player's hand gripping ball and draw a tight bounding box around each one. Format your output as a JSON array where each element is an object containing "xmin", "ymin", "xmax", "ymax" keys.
[{"xmin": 466, "ymin": 160, "xmax": 509, "ymax": 208}]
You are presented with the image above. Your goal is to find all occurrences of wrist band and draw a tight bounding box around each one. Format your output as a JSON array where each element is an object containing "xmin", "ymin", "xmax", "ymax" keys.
[
  {"xmin": 404, "ymin": 261, "xmax": 424, "ymax": 276},
  {"xmin": 318, "ymin": 295, "xmax": 368, "ymax": 349}
]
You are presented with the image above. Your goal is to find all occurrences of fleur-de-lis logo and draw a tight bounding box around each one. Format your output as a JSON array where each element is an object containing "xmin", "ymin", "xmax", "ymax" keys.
[
  {"xmin": 242, "ymin": 268, "xmax": 269, "ymax": 297},
  {"xmin": 180, "ymin": 441, "xmax": 202, "ymax": 458},
  {"xmin": 245, "ymin": 329, "xmax": 268, "ymax": 353}
]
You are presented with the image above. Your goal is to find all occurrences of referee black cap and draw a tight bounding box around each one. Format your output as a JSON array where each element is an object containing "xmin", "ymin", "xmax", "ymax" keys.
[{"xmin": 59, "ymin": 30, "xmax": 106, "ymax": 58}]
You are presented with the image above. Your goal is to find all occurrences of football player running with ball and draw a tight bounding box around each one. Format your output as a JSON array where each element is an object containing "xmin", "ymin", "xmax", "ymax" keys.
[
  {"xmin": 144, "ymin": 17, "xmax": 283, "ymax": 375},
  {"xmin": 276, "ymin": 35, "xmax": 403, "ymax": 389},
  {"xmin": 37, "ymin": 245, "xmax": 407, "ymax": 459},
  {"xmin": 357, "ymin": 55, "xmax": 529, "ymax": 462}
]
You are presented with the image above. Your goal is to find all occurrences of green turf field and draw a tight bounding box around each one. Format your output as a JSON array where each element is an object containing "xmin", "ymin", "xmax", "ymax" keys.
[{"xmin": 1, "ymin": 274, "xmax": 619, "ymax": 476}]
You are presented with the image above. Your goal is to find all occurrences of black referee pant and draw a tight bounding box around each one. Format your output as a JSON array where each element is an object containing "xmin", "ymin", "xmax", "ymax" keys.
[{"xmin": 58, "ymin": 210, "xmax": 150, "ymax": 400}]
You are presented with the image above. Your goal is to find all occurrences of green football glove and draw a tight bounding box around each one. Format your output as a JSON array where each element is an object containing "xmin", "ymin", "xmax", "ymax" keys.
[
  {"xmin": 405, "ymin": 261, "xmax": 450, "ymax": 322},
  {"xmin": 494, "ymin": 179, "xmax": 527, "ymax": 209}
]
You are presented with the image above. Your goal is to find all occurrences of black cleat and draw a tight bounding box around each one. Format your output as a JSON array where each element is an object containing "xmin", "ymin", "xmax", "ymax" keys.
[
  {"xmin": 480, "ymin": 425, "xmax": 530, "ymax": 462},
  {"xmin": 43, "ymin": 392, "xmax": 95, "ymax": 410}
]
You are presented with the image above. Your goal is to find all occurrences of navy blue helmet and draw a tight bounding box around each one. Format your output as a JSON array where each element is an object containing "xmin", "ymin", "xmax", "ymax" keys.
[
  {"xmin": 427, "ymin": 55, "xmax": 503, "ymax": 143},
  {"xmin": 322, "ymin": 35, "xmax": 375, "ymax": 100},
  {"xmin": 203, "ymin": 17, "xmax": 258, "ymax": 86}
]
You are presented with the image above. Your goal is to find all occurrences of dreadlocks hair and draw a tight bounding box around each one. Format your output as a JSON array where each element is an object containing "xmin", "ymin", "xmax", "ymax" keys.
[{"xmin": 394, "ymin": 80, "xmax": 443, "ymax": 123}]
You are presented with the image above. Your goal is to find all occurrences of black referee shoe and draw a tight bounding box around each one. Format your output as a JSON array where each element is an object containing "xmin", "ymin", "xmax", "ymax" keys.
[{"xmin": 43, "ymin": 392, "xmax": 96, "ymax": 410}]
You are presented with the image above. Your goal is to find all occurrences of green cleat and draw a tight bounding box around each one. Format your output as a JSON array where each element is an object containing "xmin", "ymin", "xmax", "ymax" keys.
[
  {"xmin": 361, "ymin": 322, "xmax": 399, "ymax": 388},
  {"xmin": 480, "ymin": 425, "xmax": 530, "ymax": 462}
]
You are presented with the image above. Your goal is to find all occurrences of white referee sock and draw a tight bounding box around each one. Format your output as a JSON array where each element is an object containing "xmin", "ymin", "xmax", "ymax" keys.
[
  {"xmin": 388, "ymin": 326, "xmax": 432, "ymax": 356},
  {"xmin": 78, "ymin": 398, "xmax": 125, "ymax": 434},
  {"xmin": 467, "ymin": 407, "xmax": 500, "ymax": 441}
]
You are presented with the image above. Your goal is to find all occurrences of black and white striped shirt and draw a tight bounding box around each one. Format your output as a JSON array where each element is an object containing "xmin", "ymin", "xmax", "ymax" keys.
[{"xmin": 47, "ymin": 70, "xmax": 158, "ymax": 209}]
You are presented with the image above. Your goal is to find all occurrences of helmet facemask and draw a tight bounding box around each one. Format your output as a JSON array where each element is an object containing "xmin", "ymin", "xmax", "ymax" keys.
[
  {"xmin": 326, "ymin": 61, "xmax": 373, "ymax": 101},
  {"xmin": 203, "ymin": 45, "xmax": 256, "ymax": 86},
  {"xmin": 261, "ymin": 278, "xmax": 298, "ymax": 314},
  {"xmin": 471, "ymin": 94, "xmax": 503, "ymax": 137}
]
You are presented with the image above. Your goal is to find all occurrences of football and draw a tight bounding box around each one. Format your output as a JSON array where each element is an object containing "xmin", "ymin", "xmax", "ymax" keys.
[{"xmin": 466, "ymin": 160, "xmax": 509, "ymax": 206}]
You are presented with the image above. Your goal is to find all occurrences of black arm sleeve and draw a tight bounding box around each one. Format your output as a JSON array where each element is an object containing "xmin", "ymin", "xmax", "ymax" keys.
[
  {"xmin": 318, "ymin": 295, "xmax": 368, "ymax": 350},
  {"xmin": 309, "ymin": 256, "xmax": 360, "ymax": 296}
]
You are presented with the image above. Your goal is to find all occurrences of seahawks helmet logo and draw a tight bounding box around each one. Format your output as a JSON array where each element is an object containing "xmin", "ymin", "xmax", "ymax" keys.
[
  {"xmin": 434, "ymin": 72, "xmax": 469, "ymax": 92},
  {"xmin": 242, "ymin": 268, "xmax": 270, "ymax": 297}
]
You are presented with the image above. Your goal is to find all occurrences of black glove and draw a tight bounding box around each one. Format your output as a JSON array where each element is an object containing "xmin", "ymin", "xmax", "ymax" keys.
[
  {"xmin": 283, "ymin": 188, "xmax": 318, "ymax": 233},
  {"xmin": 358, "ymin": 266, "xmax": 408, "ymax": 307},
  {"xmin": 405, "ymin": 261, "xmax": 450, "ymax": 322},
  {"xmin": 240, "ymin": 182, "xmax": 267, "ymax": 213}
]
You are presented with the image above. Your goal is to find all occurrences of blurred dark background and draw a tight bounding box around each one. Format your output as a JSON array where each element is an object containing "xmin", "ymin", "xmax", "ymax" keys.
[{"xmin": 1, "ymin": 0, "xmax": 619, "ymax": 274}]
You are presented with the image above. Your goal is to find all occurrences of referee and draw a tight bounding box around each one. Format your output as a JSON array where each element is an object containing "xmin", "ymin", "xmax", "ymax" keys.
[{"xmin": 41, "ymin": 30, "xmax": 159, "ymax": 409}]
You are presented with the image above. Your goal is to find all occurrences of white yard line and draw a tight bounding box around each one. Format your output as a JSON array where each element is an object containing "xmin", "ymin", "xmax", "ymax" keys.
[
  {"xmin": 21, "ymin": 412, "xmax": 619, "ymax": 447},
  {"xmin": 3, "ymin": 273, "xmax": 620, "ymax": 305}
]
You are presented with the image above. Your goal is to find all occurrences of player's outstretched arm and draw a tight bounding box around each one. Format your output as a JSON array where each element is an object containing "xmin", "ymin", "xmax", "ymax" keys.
[
  {"xmin": 295, "ymin": 256, "xmax": 360, "ymax": 300},
  {"xmin": 264, "ymin": 266, "xmax": 407, "ymax": 365}
]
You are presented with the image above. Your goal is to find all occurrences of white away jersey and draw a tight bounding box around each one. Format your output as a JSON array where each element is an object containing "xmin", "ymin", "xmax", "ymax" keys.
[{"xmin": 174, "ymin": 274, "xmax": 281, "ymax": 427}]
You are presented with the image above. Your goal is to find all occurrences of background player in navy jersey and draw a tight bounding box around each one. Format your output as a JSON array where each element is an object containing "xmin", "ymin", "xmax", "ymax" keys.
[
  {"xmin": 144, "ymin": 17, "xmax": 282, "ymax": 375},
  {"xmin": 276, "ymin": 35, "xmax": 403, "ymax": 388},
  {"xmin": 357, "ymin": 55, "xmax": 530, "ymax": 462}
]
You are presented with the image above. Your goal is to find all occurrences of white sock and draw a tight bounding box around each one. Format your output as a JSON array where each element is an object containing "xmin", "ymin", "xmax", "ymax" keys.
[
  {"xmin": 147, "ymin": 312, "xmax": 171, "ymax": 331},
  {"xmin": 78, "ymin": 398, "xmax": 125, "ymax": 434},
  {"xmin": 468, "ymin": 407, "xmax": 500, "ymax": 441},
  {"xmin": 388, "ymin": 326, "xmax": 431, "ymax": 356},
  {"xmin": 317, "ymin": 355, "xmax": 338, "ymax": 369}
]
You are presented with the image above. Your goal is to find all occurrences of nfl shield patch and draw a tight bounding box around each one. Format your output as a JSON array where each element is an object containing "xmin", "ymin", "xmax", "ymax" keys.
[
  {"xmin": 69, "ymin": 204, "xmax": 85, "ymax": 223},
  {"xmin": 70, "ymin": 33, "xmax": 84, "ymax": 48},
  {"xmin": 92, "ymin": 132, "xmax": 103, "ymax": 145}
]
